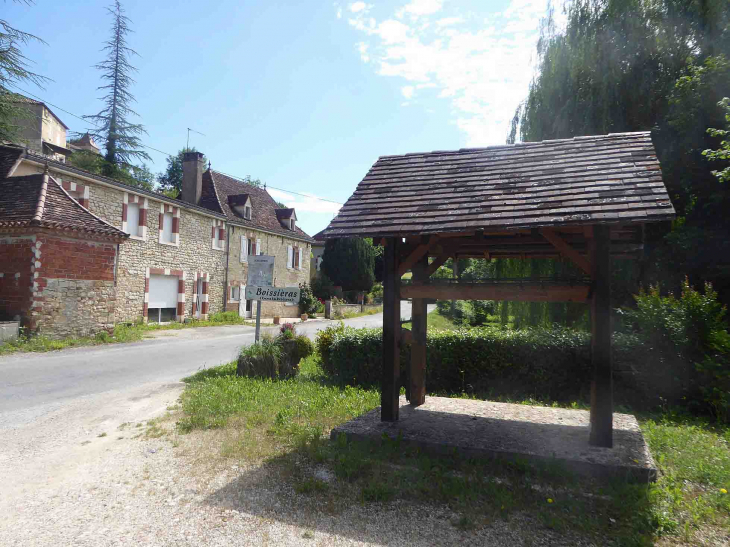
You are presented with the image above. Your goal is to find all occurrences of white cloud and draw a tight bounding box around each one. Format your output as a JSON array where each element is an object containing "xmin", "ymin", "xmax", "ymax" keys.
[
  {"xmin": 337, "ymin": 8, "xmax": 342, "ymax": 19},
  {"xmin": 357, "ymin": 41, "xmax": 370, "ymax": 62},
  {"xmin": 267, "ymin": 188, "xmax": 342, "ymax": 215},
  {"xmin": 396, "ymin": 0, "xmax": 444, "ymax": 19},
  {"xmin": 349, "ymin": 1, "xmax": 368, "ymax": 13},
  {"xmin": 343, "ymin": 0, "xmax": 565, "ymax": 146}
]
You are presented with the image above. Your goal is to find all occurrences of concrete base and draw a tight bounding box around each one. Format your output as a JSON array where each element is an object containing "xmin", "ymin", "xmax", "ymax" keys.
[{"xmin": 331, "ymin": 396, "xmax": 657, "ymax": 483}]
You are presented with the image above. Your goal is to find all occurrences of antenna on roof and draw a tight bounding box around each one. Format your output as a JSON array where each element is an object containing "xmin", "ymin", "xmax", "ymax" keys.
[{"xmin": 186, "ymin": 127, "xmax": 206, "ymax": 149}]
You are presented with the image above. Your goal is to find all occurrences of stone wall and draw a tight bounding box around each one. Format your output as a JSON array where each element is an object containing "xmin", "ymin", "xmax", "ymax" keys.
[
  {"xmin": 227, "ymin": 225, "xmax": 311, "ymax": 318},
  {"xmin": 0, "ymin": 235, "xmax": 35, "ymax": 324}
]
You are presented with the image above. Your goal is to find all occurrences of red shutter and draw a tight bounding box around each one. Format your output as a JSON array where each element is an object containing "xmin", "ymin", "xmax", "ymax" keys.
[
  {"xmin": 252, "ymin": 240, "xmax": 256, "ymax": 255},
  {"xmin": 139, "ymin": 207, "xmax": 147, "ymax": 226},
  {"xmin": 211, "ymin": 226, "xmax": 215, "ymax": 238},
  {"xmin": 219, "ymin": 227, "xmax": 225, "ymax": 241},
  {"xmin": 172, "ymin": 216, "xmax": 179, "ymax": 234},
  {"xmin": 122, "ymin": 203, "xmax": 128, "ymax": 222}
]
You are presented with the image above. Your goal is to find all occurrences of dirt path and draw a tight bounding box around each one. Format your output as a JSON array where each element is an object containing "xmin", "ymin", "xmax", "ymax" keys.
[{"xmin": 0, "ymin": 379, "xmax": 593, "ymax": 546}]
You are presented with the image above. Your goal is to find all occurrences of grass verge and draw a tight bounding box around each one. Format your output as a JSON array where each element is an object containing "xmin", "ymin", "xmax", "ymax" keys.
[
  {"xmin": 177, "ymin": 355, "xmax": 730, "ymax": 546},
  {"xmin": 0, "ymin": 311, "xmax": 253, "ymax": 356},
  {"xmin": 334, "ymin": 306, "xmax": 383, "ymax": 320}
]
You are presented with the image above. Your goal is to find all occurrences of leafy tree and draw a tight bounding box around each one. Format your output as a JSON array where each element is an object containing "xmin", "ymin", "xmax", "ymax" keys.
[
  {"xmin": 513, "ymin": 0, "xmax": 730, "ymax": 306},
  {"xmin": 704, "ymin": 97, "xmax": 730, "ymax": 183},
  {"xmin": 321, "ymin": 238, "xmax": 375, "ymax": 292},
  {"xmin": 157, "ymin": 147, "xmax": 197, "ymax": 198},
  {"xmin": 66, "ymin": 149, "xmax": 153, "ymax": 191},
  {"xmin": 0, "ymin": 2, "xmax": 48, "ymax": 142},
  {"xmin": 84, "ymin": 0, "xmax": 150, "ymax": 175}
]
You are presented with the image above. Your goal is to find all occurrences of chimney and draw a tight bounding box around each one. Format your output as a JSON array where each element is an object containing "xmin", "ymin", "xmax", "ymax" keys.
[{"xmin": 182, "ymin": 151, "xmax": 206, "ymax": 205}]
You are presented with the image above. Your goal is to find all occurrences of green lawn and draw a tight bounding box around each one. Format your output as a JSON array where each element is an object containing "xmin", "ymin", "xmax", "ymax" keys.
[{"xmin": 178, "ymin": 355, "xmax": 730, "ymax": 545}]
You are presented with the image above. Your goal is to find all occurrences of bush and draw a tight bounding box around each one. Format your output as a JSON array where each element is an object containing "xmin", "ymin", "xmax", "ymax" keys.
[
  {"xmin": 311, "ymin": 274, "xmax": 336, "ymax": 301},
  {"xmin": 279, "ymin": 322, "xmax": 296, "ymax": 340},
  {"xmin": 209, "ymin": 311, "xmax": 244, "ymax": 323},
  {"xmin": 237, "ymin": 336, "xmax": 283, "ymax": 379},
  {"xmin": 619, "ymin": 279, "xmax": 730, "ymax": 420},
  {"xmin": 315, "ymin": 322, "xmax": 346, "ymax": 374},
  {"xmin": 298, "ymin": 282, "xmax": 319, "ymax": 316},
  {"xmin": 295, "ymin": 335, "xmax": 314, "ymax": 360},
  {"xmin": 436, "ymin": 299, "xmax": 496, "ymax": 327}
]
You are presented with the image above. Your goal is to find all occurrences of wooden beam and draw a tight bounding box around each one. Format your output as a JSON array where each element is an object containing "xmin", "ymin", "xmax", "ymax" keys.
[
  {"xmin": 426, "ymin": 253, "xmax": 451, "ymax": 276},
  {"xmin": 382, "ymin": 237, "xmax": 401, "ymax": 422},
  {"xmin": 539, "ymin": 228, "xmax": 592, "ymax": 275},
  {"xmin": 409, "ymin": 254, "xmax": 428, "ymax": 406},
  {"xmin": 400, "ymin": 283, "xmax": 590, "ymax": 302},
  {"xmin": 398, "ymin": 236, "xmax": 440, "ymax": 277},
  {"xmin": 400, "ymin": 328, "xmax": 413, "ymax": 345},
  {"xmin": 589, "ymin": 225, "xmax": 613, "ymax": 447}
]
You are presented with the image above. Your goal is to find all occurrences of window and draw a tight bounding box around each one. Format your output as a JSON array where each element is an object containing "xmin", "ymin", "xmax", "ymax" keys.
[
  {"xmin": 161, "ymin": 212, "xmax": 174, "ymax": 243},
  {"xmin": 127, "ymin": 202, "xmax": 140, "ymax": 237},
  {"xmin": 240, "ymin": 235, "xmax": 248, "ymax": 263},
  {"xmin": 287, "ymin": 245, "xmax": 293, "ymax": 269},
  {"xmin": 214, "ymin": 229, "xmax": 221, "ymax": 249},
  {"xmin": 245, "ymin": 205, "xmax": 251, "ymax": 220},
  {"xmin": 290, "ymin": 219, "xmax": 296, "ymax": 231},
  {"xmin": 212, "ymin": 223, "xmax": 225, "ymax": 250},
  {"xmin": 230, "ymin": 285, "xmax": 241, "ymax": 301}
]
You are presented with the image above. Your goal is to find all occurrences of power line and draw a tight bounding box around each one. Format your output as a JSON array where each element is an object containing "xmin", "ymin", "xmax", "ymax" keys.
[{"xmin": 7, "ymin": 85, "xmax": 344, "ymax": 206}]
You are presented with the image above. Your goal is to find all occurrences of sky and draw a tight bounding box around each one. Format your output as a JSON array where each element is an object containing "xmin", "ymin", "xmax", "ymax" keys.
[{"xmin": 6, "ymin": 0, "xmax": 559, "ymax": 236}]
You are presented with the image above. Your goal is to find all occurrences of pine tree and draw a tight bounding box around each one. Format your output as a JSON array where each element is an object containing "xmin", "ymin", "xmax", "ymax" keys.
[
  {"xmin": 85, "ymin": 0, "xmax": 150, "ymax": 176},
  {"xmin": 0, "ymin": 3, "xmax": 48, "ymax": 142}
]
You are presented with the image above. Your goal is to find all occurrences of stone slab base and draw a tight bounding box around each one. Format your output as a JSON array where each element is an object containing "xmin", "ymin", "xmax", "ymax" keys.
[{"xmin": 331, "ymin": 395, "xmax": 657, "ymax": 483}]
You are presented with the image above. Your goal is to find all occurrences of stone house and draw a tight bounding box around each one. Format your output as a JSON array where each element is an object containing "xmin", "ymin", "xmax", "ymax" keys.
[
  {"xmin": 0, "ymin": 143, "xmax": 312, "ymax": 337},
  {"xmin": 8, "ymin": 97, "xmax": 72, "ymax": 162},
  {"xmin": 183, "ymin": 152, "xmax": 314, "ymax": 318},
  {"xmin": 0, "ymin": 170, "xmax": 128, "ymax": 338}
]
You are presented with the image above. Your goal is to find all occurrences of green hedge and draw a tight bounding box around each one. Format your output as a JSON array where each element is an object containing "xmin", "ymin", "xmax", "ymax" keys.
[{"xmin": 318, "ymin": 325, "xmax": 649, "ymax": 403}]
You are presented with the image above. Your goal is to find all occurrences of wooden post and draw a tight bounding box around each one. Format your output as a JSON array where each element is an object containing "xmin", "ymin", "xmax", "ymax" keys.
[
  {"xmin": 409, "ymin": 254, "xmax": 428, "ymax": 406},
  {"xmin": 589, "ymin": 225, "xmax": 613, "ymax": 447},
  {"xmin": 382, "ymin": 237, "xmax": 401, "ymax": 421}
]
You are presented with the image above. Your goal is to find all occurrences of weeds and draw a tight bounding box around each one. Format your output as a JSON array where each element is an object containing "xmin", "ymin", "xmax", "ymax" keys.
[{"xmin": 176, "ymin": 354, "xmax": 730, "ymax": 545}]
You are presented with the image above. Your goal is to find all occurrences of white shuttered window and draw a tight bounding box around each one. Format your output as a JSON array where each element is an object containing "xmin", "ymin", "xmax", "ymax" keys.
[
  {"xmin": 240, "ymin": 235, "xmax": 248, "ymax": 262},
  {"xmin": 287, "ymin": 245, "xmax": 293, "ymax": 268}
]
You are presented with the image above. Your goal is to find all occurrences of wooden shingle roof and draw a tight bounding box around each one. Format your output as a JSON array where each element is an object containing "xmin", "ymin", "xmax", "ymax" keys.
[
  {"xmin": 0, "ymin": 174, "xmax": 128, "ymax": 240},
  {"xmin": 321, "ymin": 131, "xmax": 675, "ymax": 238}
]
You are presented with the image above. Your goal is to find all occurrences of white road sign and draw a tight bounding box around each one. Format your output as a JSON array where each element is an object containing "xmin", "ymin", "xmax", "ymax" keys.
[
  {"xmin": 245, "ymin": 286, "xmax": 301, "ymax": 303},
  {"xmin": 247, "ymin": 255, "xmax": 275, "ymax": 287}
]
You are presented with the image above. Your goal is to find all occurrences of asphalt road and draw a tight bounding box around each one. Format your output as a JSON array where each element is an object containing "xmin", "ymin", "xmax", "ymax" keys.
[{"xmin": 0, "ymin": 301, "xmax": 430, "ymax": 425}]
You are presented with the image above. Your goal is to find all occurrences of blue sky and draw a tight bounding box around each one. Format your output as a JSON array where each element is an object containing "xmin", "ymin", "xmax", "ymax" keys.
[{"xmin": 6, "ymin": 0, "xmax": 557, "ymax": 236}]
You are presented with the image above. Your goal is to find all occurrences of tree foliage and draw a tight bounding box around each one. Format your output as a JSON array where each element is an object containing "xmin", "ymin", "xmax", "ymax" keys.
[
  {"xmin": 321, "ymin": 238, "xmax": 375, "ymax": 292},
  {"xmin": 0, "ymin": 2, "xmax": 48, "ymax": 142},
  {"xmin": 156, "ymin": 147, "xmax": 197, "ymax": 198},
  {"xmin": 703, "ymin": 97, "xmax": 730, "ymax": 183},
  {"xmin": 514, "ymin": 0, "xmax": 730, "ymax": 305},
  {"xmin": 66, "ymin": 149, "xmax": 154, "ymax": 191},
  {"xmin": 84, "ymin": 0, "xmax": 150, "ymax": 174}
]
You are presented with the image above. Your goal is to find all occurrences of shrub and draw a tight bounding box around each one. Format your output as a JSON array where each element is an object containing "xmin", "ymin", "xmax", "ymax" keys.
[
  {"xmin": 279, "ymin": 322, "xmax": 296, "ymax": 340},
  {"xmin": 237, "ymin": 336, "xmax": 283, "ymax": 379},
  {"xmin": 209, "ymin": 311, "xmax": 243, "ymax": 323},
  {"xmin": 315, "ymin": 322, "xmax": 346, "ymax": 374},
  {"xmin": 295, "ymin": 335, "xmax": 314, "ymax": 360},
  {"xmin": 619, "ymin": 278, "xmax": 730, "ymax": 420},
  {"xmin": 311, "ymin": 273, "xmax": 336, "ymax": 300},
  {"xmin": 298, "ymin": 282, "xmax": 319, "ymax": 315},
  {"xmin": 324, "ymin": 326, "xmax": 597, "ymax": 400}
]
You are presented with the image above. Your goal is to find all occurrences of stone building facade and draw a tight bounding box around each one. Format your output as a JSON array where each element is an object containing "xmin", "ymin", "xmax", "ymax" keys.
[{"xmin": 1, "ymin": 143, "xmax": 313, "ymax": 336}]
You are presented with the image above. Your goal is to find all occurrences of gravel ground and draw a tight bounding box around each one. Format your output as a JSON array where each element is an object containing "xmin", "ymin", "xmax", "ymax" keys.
[{"xmin": 0, "ymin": 381, "xmax": 594, "ymax": 546}]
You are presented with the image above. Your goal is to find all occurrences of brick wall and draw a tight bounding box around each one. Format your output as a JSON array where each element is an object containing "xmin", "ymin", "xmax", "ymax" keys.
[
  {"xmin": 0, "ymin": 232, "xmax": 119, "ymax": 338},
  {"xmin": 0, "ymin": 235, "xmax": 35, "ymax": 324}
]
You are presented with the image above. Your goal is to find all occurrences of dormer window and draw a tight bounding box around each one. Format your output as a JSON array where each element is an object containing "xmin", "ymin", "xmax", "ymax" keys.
[
  {"xmin": 275, "ymin": 208, "xmax": 297, "ymax": 231},
  {"xmin": 228, "ymin": 193, "xmax": 252, "ymax": 220}
]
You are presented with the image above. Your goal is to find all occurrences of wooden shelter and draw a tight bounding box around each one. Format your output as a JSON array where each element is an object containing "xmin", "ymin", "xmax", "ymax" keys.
[{"xmin": 320, "ymin": 131, "xmax": 675, "ymax": 448}]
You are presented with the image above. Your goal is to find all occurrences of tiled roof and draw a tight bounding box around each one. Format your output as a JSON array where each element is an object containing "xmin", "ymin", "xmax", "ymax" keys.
[
  {"xmin": 0, "ymin": 173, "xmax": 128, "ymax": 239},
  {"xmin": 321, "ymin": 131, "xmax": 675, "ymax": 238},
  {"xmin": 202, "ymin": 170, "xmax": 314, "ymax": 242},
  {"xmin": 0, "ymin": 146, "xmax": 23, "ymax": 178},
  {"xmin": 8, "ymin": 147, "xmax": 227, "ymax": 219}
]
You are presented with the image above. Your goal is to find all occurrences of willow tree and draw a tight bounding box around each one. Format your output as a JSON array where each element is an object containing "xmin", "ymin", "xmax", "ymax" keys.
[
  {"xmin": 85, "ymin": 0, "xmax": 149, "ymax": 176},
  {"xmin": 511, "ymin": 0, "xmax": 730, "ymax": 305}
]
